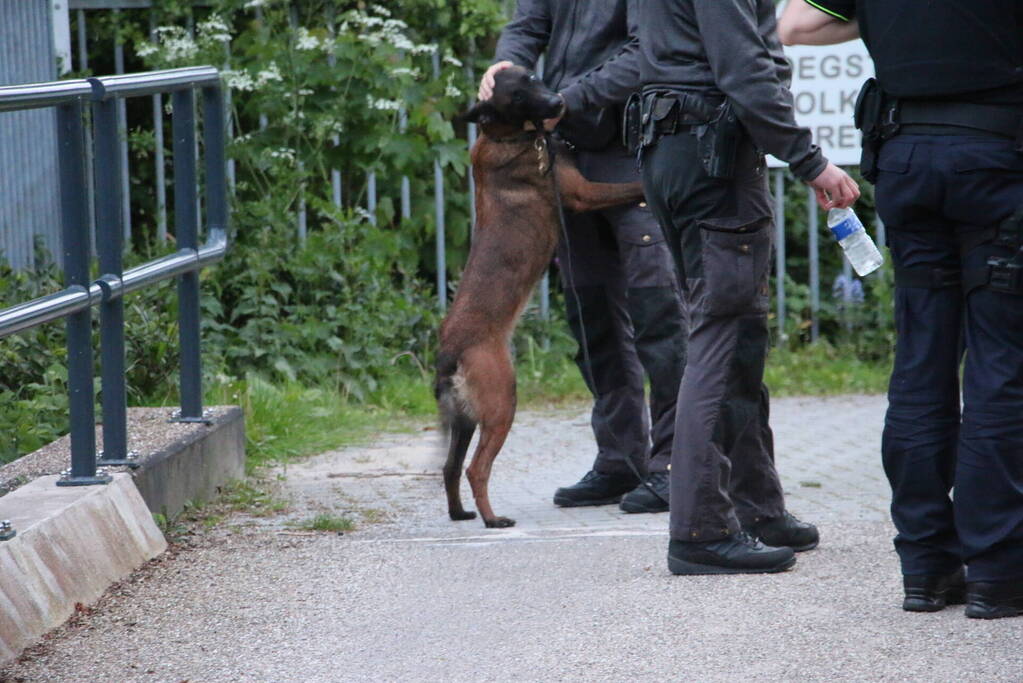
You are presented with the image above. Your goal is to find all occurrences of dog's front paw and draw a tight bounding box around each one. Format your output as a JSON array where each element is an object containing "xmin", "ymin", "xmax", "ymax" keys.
[
  {"xmin": 450, "ymin": 510, "xmax": 477, "ymax": 521},
  {"xmin": 484, "ymin": 516, "xmax": 516, "ymax": 528}
]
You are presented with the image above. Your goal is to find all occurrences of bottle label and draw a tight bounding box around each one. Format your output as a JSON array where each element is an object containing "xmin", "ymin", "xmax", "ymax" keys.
[{"xmin": 829, "ymin": 217, "xmax": 859, "ymax": 241}]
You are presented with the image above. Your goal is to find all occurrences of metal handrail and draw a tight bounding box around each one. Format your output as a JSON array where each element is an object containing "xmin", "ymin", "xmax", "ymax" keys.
[{"xmin": 0, "ymin": 66, "xmax": 229, "ymax": 502}]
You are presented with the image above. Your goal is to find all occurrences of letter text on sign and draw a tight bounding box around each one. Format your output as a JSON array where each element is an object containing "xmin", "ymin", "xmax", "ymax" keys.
[{"xmin": 767, "ymin": 23, "xmax": 876, "ymax": 169}]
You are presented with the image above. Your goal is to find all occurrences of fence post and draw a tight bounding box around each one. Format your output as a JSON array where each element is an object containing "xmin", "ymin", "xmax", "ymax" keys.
[
  {"xmin": 773, "ymin": 169, "xmax": 786, "ymax": 339},
  {"xmin": 433, "ymin": 50, "xmax": 446, "ymax": 311},
  {"xmin": 92, "ymin": 93, "xmax": 134, "ymax": 468},
  {"xmin": 75, "ymin": 8, "xmax": 97, "ymax": 255},
  {"xmin": 203, "ymin": 85, "xmax": 228, "ymax": 236},
  {"xmin": 172, "ymin": 88, "xmax": 205, "ymax": 421},
  {"xmin": 113, "ymin": 9, "xmax": 131, "ymax": 244},
  {"xmin": 151, "ymin": 15, "xmax": 168, "ymax": 243},
  {"xmin": 55, "ymin": 99, "xmax": 109, "ymax": 486},
  {"xmin": 808, "ymin": 185, "xmax": 820, "ymax": 342}
]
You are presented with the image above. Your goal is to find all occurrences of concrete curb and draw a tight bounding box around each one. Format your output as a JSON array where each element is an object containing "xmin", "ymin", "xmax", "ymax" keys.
[
  {"xmin": 132, "ymin": 406, "xmax": 246, "ymax": 519},
  {"xmin": 0, "ymin": 473, "xmax": 166, "ymax": 663}
]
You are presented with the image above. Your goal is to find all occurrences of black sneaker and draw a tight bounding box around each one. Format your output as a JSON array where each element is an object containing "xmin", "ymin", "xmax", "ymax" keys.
[
  {"xmin": 619, "ymin": 472, "xmax": 669, "ymax": 513},
  {"xmin": 966, "ymin": 580, "xmax": 1023, "ymax": 619},
  {"xmin": 668, "ymin": 532, "xmax": 796, "ymax": 575},
  {"xmin": 903, "ymin": 568, "xmax": 966, "ymax": 612},
  {"xmin": 553, "ymin": 470, "xmax": 640, "ymax": 507},
  {"xmin": 746, "ymin": 511, "xmax": 820, "ymax": 552}
]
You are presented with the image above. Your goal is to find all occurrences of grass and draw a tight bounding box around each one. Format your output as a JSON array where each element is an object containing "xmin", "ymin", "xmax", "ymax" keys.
[
  {"xmin": 295, "ymin": 513, "xmax": 356, "ymax": 533},
  {"xmin": 205, "ymin": 343, "xmax": 891, "ymax": 472},
  {"xmin": 765, "ymin": 342, "xmax": 892, "ymax": 397}
]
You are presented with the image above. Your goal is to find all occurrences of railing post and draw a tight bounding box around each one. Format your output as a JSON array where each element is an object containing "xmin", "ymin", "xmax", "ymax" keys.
[
  {"xmin": 172, "ymin": 88, "xmax": 205, "ymax": 421},
  {"xmin": 56, "ymin": 99, "xmax": 109, "ymax": 487},
  {"xmin": 92, "ymin": 93, "xmax": 134, "ymax": 468}
]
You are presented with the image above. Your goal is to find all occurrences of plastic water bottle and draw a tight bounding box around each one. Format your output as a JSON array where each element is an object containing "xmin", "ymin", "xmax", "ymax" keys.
[{"xmin": 827, "ymin": 207, "xmax": 884, "ymax": 276}]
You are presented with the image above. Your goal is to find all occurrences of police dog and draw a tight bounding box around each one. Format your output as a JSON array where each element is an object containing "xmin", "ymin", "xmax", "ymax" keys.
[{"xmin": 435, "ymin": 66, "xmax": 645, "ymax": 528}]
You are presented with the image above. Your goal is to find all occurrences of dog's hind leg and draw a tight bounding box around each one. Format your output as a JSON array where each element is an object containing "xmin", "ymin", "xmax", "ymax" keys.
[
  {"xmin": 444, "ymin": 414, "xmax": 478, "ymax": 521},
  {"xmin": 462, "ymin": 344, "xmax": 517, "ymax": 528}
]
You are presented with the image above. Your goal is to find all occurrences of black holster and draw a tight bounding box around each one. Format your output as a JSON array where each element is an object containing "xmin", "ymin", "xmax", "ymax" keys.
[
  {"xmin": 854, "ymin": 78, "xmax": 899, "ymax": 183},
  {"xmin": 695, "ymin": 102, "xmax": 741, "ymax": 180},
  {"xmin": 623, "ymin": 92, "xmax": 642, "ymax": 154}
]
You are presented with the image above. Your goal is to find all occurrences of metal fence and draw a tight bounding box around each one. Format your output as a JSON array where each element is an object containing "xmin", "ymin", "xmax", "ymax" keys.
[{"xmin": 0, "ymin": 67, "xmax": 228, "ymax": 538}]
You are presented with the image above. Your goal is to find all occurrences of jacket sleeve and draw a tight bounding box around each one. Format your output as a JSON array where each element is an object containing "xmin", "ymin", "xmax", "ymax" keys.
[
  {"xmin": 559, "ymin": 0, "xmax": 641, "ymax": 112},
  {"xmin": 493, "ymin": 0, "xmax": 551, "ymax": 70},
  {"xmin": 694, "ymin": 0, "xmax": 827, "ymax": 181}
]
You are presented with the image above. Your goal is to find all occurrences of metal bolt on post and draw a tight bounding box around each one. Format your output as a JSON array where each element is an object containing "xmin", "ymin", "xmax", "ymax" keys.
[{"xmin": 0, "ymin": 520, "xmax": 15, "ymax": 541}]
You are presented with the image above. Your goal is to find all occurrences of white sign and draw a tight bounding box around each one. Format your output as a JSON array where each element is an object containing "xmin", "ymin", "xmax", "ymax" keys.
[{"xmin": 767, "ymin": 39, "xmax": 875, "ymax": 168}]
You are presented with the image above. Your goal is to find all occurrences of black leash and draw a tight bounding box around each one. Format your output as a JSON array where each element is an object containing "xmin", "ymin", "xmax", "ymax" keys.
[{"xmin": 539, "ymin": 129, "xmax": 670, "ymax": 508}]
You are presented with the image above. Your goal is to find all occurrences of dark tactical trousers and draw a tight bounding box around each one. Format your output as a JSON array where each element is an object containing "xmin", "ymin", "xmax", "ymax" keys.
[
  {"xmin": 558, "ymin": 144, "xmax": 688, "ymax": 477},
  {"xmin": 876, "ymin": 134, "xmax": 1023, "ymax": 582},
  {"xmin": 641, "ymin": 130, "xmax": 785, "ymax": 541}
]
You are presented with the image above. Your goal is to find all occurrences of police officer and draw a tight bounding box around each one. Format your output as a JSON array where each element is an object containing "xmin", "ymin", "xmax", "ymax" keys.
[
  {"xmin": 478, "ymin": 0, "xmax": 688, "ymax": 513},
  {"xmin": 634, "ymin": 0, "xmax": 859, "ymax": 574},
  {"xmin": 781, "ymin": 0, "xmax": 1023, "ymax": 617}
]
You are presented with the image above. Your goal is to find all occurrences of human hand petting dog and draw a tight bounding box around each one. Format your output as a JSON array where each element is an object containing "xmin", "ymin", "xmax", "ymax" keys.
[
  {"xmin": 808, "ymin": 162, "xmax": 860, "ymax": 210},
  {"xmin": 478, "ymin": 60, "xmax": 564, "ymax": 130}
]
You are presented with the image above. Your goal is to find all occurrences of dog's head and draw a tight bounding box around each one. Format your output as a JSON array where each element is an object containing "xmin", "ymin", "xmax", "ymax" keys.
[{"xmin": 463, "ymin": 66, "xmax": 564, "ymax": 128}]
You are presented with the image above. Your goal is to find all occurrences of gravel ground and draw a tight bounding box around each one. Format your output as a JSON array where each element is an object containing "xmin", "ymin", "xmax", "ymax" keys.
[{"xmin": 2, "ymin": 397, "xmax": 1021, "ymax": 682}]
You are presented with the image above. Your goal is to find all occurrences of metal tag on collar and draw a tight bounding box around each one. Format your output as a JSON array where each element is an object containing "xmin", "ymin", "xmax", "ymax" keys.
[{"xmin": 535, "ymin": 134, "xmax": 550, "ymax": 175}]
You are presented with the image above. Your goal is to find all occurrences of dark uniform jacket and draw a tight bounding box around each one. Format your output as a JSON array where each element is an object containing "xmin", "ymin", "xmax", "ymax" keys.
[
  {"xmin": 636, "ymin": 0, "xmax": 827, "ymax": 181},
  {"xmin": 494, "ymin": 0, "xmax": 640, "ymax": 149},
  {"xmin": 803, "ymin": 0, "xmax": 1023, "ymax": 104}
]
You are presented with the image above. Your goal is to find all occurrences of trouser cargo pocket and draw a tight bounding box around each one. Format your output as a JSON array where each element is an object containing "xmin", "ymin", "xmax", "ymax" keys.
[{"xmin": 696, "ymin": 214, "xmax": 772, "ymax": 317}]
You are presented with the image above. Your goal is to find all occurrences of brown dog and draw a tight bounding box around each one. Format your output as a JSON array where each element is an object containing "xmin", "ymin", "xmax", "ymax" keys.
[{"xmin": 435, "ymin": 66, "xmax": 646, "ymax": 528}]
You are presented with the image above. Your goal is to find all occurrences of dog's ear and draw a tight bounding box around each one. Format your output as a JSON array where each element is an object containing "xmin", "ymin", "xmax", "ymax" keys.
[{"xmin": 461, "ymin": 100, "xmax": 495, "ymax": 124}]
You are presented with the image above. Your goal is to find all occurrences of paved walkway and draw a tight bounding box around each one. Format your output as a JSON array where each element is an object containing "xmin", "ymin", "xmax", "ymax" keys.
[{"xmin": 3, "ymin": 395, "xmax": 1022, "ymax": 682}]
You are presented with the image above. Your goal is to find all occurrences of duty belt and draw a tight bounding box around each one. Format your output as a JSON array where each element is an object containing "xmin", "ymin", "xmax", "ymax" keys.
[
  {"xmin": 897, "ymin": 100, "xmax": 1023, "ymax": 148},
  {"xmin": 640, "ymin": 89, "xmax": 722, "ymax": 135}
]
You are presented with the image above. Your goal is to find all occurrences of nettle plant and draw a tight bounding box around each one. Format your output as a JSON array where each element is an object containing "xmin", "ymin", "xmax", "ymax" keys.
[
  {"xmin": 126, "ymin": 1, "xmax": 506, "ymax": 394},
  {"xmin": 137, "ymin": 1, "xmax": 489, "ymax": 235}
]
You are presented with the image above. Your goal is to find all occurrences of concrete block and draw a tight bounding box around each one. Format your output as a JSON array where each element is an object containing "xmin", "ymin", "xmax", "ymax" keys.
[
  {"xmin": 0, "ymin": 473, "xmax": 166, "ymax": 663},
  {"xmin": 132, "ymin": 406, "xmax": 246, "ymax": 519}
]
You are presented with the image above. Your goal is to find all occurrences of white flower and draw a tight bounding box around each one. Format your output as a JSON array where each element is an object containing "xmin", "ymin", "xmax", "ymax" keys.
[
  {"xmin": 136, "ymin": 42, "xmax": 158, "ymax": 57},
  {"xmin": 298, "ymin": 88, "xmax": 314, "ymax": 96},
  {"xmin": 411, "ymin": 43, "xmax": 437, "ymax": 55},
  {"xmin": 387, "ymin": 34, "xmax": 415, "ymax": 51},
  {"xmin": 370, "ymin": 4, "xmax": 391, "ymax": 17},
  {"xmin": 267, "ymin": 147, "xmax": 297, "ymax": 164},
  {"xmin": 198, "ymin": 16, "xmax": 231, "ymax": 43},
  {"xmin": 354, "ymin": 207, "xmax": 373, "ymax": 222},
  {"xmin": 366, "ymin": 96, "xmax": 400, "ymax": 111},
  {"xmin": 244, "ymin": 0, "xmax": 267, "ymax": 8},
  {"xmin": 295, "ymin": 27, "xmax": 320, "ymax": 51},
  {"xmin": 149, "ymin": 26, "xmax": 199, "ymax": 62},
  {"xmin": 445, "ymin": 84, "xmax": 462, "ymax": 98},
  {"xmin": 443, "ymin": 53, "xmax": 463, "ymax": 68},
  {"xmin": 224, "ymin": 70, "xmax": 255, "ymax": 91},
  {"xmin": 390, "ymin": 67, "xmax": 420, "ymax": 78},
  {"xmin": 256, "ymin": 62, "xmax": 283, "ymax": 86}
]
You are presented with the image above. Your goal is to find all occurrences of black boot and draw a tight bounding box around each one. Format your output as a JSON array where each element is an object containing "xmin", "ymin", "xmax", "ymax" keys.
[
  {"xmin": 668, "ymin": 532, "xmax": 796, "ymax": 575},
  {"xmin": 553, "ymin": 470, "xmax": 640, "ymax": 507},
  {"xmin": 619, "ymin": 471, "xmax": 669, "ymax": 513},
  {"xmin": 903, "ymin": 568, "xmax": 966, "ymax": 612},
  {"xmin": 966, "ymin": 580, "xmax": 1023, "ymax": 619},
  {"xmin": 745, "ymin": 511, "xmax": 820, "ymax": 552}
]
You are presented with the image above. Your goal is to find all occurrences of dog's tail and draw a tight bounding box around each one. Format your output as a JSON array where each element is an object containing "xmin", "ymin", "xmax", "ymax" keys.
[{"xmin": 435, "ymin": 350, "xmax": 478, "ymax": 520}]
